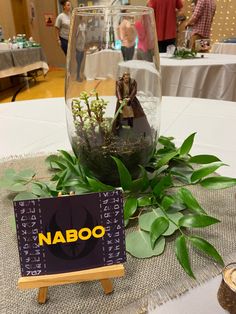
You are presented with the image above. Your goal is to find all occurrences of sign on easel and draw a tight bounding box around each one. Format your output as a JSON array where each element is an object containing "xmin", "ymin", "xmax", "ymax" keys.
[{"xmin": 13, "ymin": 189, "xmax": 126, "ymax": 277}]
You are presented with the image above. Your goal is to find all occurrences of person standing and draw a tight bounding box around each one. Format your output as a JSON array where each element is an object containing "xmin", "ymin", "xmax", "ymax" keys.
[
  {"xmin": 147, "ymin": 0, "xmax": 184, "ymax": 53},
  {"xmin": 55, "ymin": 0, "xmax": 71, "ymax": 55},
  {"xmin": 117, "ymin": 15, "xmax": 137, "ymax": 61},
  {"xmin": 76, "ymin": 17, "xmax": 86, "ymax": 81},
  {"xmin": 185, "ymin": 0, "xmax": 216, "ymax": 50}
]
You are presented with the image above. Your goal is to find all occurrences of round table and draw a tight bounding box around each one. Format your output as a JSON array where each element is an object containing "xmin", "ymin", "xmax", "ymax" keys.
[
  {"xmin": 1, "ymin": 96, "xmax": 236, "ymax": 314},
  {"xmin": 83, "ymin": 50, "xmax": 236, "ymax": 101},
  {"xmin": 211, "ymin": 42, "xmax": 236, "ymax": 55},
  {"xmin": 160, "ymin": 53, "xmax": 236, "ymax": 101}
]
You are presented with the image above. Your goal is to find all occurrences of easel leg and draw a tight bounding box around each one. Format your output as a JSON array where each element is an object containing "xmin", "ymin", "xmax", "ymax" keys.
[
  {"xmin": 38, "ymin": 287, "xmax": 48, "ymax": 304},
  {"xmin": 100, "ymin": 279, "xmax": 113, "ymax": 294}
]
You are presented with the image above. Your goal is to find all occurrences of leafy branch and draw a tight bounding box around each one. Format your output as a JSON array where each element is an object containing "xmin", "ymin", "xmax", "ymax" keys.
[
  {"xmin": 173, "ymin": 48, "xmax": 197, "ymax": 59},
  {"xmin": 1, "ymin": 133, "xmax": 236, "ymax": 277}
]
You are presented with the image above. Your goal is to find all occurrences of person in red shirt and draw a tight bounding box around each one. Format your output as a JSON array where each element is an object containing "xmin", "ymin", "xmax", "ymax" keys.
[
  {"xmin": 147, "ymin": 0, "xmax": 184, "ymax": 52},
  {"xmin": 186, "ymin": 0, "xmax": 216, "ymax": 50}
]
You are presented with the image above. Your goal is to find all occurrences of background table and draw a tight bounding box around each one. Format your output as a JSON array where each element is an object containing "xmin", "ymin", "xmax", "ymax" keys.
[
  {"xmin": 160, "ymin": 53, "xmax": 236, "ymax": 101},
  {"xmin": 84, "ymin": 49, "xmax": 122, "ymax": 80},
  {"xmin": 0, "ymin": 47, "xmax": 49, "ymax": 78},
  {"xmin": 211, "ymin": 42, "xmax": 236, "ymax": 54},
  {"xmin": 84, "ymin": 50, "xmax": 236, "ymax": 101},
  {"xmin": 1, "ymin": 96, "xmax": 236, "ymax": 313}
]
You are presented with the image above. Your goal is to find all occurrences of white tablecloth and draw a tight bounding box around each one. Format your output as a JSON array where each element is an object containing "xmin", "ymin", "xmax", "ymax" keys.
[
  {"xmin": 84, "ymin": 49, "xmax": 122, "ymax": 80},
  {"xmin": 1, "ymin": 96, "xmax": 236, "ymax": 314},
  {"xmin": 211, "ymin": 42, "xmax": 236, "ymax": 55},
  {"xmin": 160, "ymin": 53, "xmax": 236, "ymax": 101},
  {"xmin": 84, "ymin": 50, "xmax": 236, "ymax": 101}
]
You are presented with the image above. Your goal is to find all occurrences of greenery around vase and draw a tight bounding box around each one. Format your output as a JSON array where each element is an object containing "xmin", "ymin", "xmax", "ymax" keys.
[
  {"xmin": 1, "ymin": 133, "xmax": 236, "ymax": 278},
  {"xmin": 173, "ymin": 47, "xmax": 197, "ymax": 59}
]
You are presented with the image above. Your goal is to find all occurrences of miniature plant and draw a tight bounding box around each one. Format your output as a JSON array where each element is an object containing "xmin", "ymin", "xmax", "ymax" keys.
[
  {"xmin": 1, "ymin": 133, "xmax": 236, "ymax": 278},
  {"xmin": 71, "ymin": 90, "xmax": 127, "ymax": 147}
]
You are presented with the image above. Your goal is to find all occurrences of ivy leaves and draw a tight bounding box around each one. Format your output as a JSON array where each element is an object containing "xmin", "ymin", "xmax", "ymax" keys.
[
  {"xmin": 1, "ymin": 133, "xmax": 235, "ymax": 278},
  {"xmin": 116, "ymin": 133, "xmax": 230, "ymax": 276},
  {"xmin": 175, "ymin": 235, "xmax": 224, "ymax": 278}
]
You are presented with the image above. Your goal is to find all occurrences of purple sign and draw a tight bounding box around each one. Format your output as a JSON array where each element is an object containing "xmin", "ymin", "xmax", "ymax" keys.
[{"xmin": 13, "ymin": 190, "xmax": 126, "ymax": 277}]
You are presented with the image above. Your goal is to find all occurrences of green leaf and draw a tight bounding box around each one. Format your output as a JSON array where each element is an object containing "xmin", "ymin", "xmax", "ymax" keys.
[
  {"xmin": 126, "ymin": 230, "xmax": 165, "ymax": 258},
  {"xmin": 156, "ymin": 151, "xmax": 178, "ymax": 168},
  {"xmin": 124, "ymin": 197, "xmax": 138, "ymax": 220},
  {"xmin": 8, "ymin": 183, "xmax": 27, "ymax": 192},
  {"xmin": 179, "ymin": 214, "xmax": 220, "ymax": 228},
  {"xmin": 180, "ymin": 133, "xmax": 196, "ymax": 156},
  {"xmin": 153, "ymin": 175, "xmax": 172, "ymax": 197},
  {"xmin": 137, "ymin": 196, "xmax": 152, "ymax": 207},
  {"xmin": 189, "ymin": 236, "xmax": 224, "ymax": 266},
  {"xmin": 130, "ymin": 166, "xmax": 149, "ymax": 192},
  {"xmin": 53, "ymin": 160, "xmax": 68, "ymax": 171},
  {"xmin": 31, "ymin": 183, "xmax": 51, "ymax": 197},
  {"xmin": 158, "ymin": 136, "xmax": 176, "ymax": 149},
  {"xmin": 175, "ymin": 235, "xmax": 195, "ymax": 278},
  {"xmin": 200, "ymin": 176, "xmax": 236, "ymax": 189},
  {"xmin": 167, "ymin": 201, "xmax": 186, "ymax": 213},
  {"xmin": 161, "ymin": 195, "xmax": 175, "ymax": 211},
  {"xmin": 139, "ymin": 208, "xmax": 182, "ymax": 236},
  {"xmin": 189, "ymin": 154, "xmax": 221, "ymax": 164},
  {"xmin": 150, "ymin": 217, "xmax": 169, "ymax": 249},
  {"xmin": 178, "ymin": 188, "xmax": 206, "ymax": 214},
  {"xmin": 58, "ymin": 150, "xmax": 76, "ymax": 164},
  {"xmin": 45, "ymin": 154, "xmax": 63, "ymax": 169},
  {"xmin": 56, "ymin": 170, "xmax": 71, "ymax": 190},
  {"xmin": 0, "ymin": 177, "xmax": 15, "ymax": 188},
  {"xmin": 16, "ymin": 169, "xmax": 36, "ymax": 180},
  {"xmin": 4, "ymin": 168, "xmax": 16, "ymax": 177},
  {"xmin": 154, "ymin": 165, "xmax": 169, "ymax": 176},
  {"xmin": 13, "ymin": 192, "xmax": 38, "ymax": 201},
  {"xmin": 190, "ymin": 162, "xmax": 226, "ymax": 183},
  {"xmin": 86, "ymin": 177, "xmax": 113, "ymax": 191},
  {"xmin": 112, "ymin": 156, "xmax": 132, "ymax": 190}
]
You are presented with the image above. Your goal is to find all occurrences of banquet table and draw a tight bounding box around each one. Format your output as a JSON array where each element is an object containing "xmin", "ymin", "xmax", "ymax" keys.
[
  {"xmin": 211, "ymin": 42, "xmax": 236, "ymax": 55},
  {"xmin": 160, "ymin": 53, "xmax": 236, "ymax": 101},
  {"xmin": 84, "ymin": 50, "xmax": 236, "ymax": 102},
  {"xmin": 0, "ymin": 47, "xmax": 49, "ymax": 78},
  {"xmin": 0, "ymin": 96, "xmax": 236, "ymax": 313}
]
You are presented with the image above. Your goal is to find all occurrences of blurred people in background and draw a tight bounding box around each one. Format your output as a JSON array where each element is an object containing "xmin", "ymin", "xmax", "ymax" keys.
[
  {"xmin": 147, "ymin": 0, "xmax": 184, "ymax": 53},
  {"xmin": 186, "ymin": 0, "xmax": 216, "ymax": 50},
  {"xmin": 117, "ymin": 13, "xmax": 137, "ymax": 61},
  {"xmin": 135, "ymin": 15, "xmax": 154, "ymax": 62},
  {"xmin": 76, "ymin": 17, "xmax": 86, "ymax": 81},
  {"xmin": 55, "ymin": 0, "xmax": 71, "ymax": 55}
]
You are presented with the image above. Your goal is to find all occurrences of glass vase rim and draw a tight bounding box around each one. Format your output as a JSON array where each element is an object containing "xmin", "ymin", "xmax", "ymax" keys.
[{"xmin": 72, "ymin": 5, "xmax": 154, "ymax": 17}]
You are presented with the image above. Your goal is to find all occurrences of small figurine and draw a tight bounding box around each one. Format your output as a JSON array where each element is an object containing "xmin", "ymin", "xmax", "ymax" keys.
[{"xmin": 113, "ymin": 72, "xmax": 150, "ymax": 135}]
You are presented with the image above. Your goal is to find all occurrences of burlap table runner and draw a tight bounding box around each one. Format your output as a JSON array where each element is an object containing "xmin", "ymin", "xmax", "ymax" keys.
[{"xmin": 1, "ymin": 155, "xmax": 236, "ymax": 314}]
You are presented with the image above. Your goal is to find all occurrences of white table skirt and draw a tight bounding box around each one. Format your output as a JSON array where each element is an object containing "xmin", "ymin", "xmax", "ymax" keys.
[
  {"xmin": 84, "ymin": 50, "xmax": 236, "ymax": 102},
  {"xmin": 160, "ymin": 53, "xmax": 236, "ymax": 101},
  {"xmin": 211, "ymin": 42, "xmax": 236, "ymax": 55},
  {"xmin": 1, "ymin": 96, "xmax": 236, "ymax": 313}
]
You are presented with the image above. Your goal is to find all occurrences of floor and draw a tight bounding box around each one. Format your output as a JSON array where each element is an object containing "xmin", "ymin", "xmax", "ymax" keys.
[
  {"xmin": 0, "ymin": 69, "xmax": 116, "ymax": 103},
  {"xmin": 0, "ymin": 68, "xmax": 65, "ymax": 103}
]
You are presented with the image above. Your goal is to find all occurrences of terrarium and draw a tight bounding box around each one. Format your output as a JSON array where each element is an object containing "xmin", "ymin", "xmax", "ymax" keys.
[{"xmin": 65, "ymin": 6, "xmax": 161, "ymax": 185}]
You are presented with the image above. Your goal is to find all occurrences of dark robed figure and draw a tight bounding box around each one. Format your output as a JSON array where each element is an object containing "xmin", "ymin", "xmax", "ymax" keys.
[{"xmin": 114, "ymin": 73, "xmax": 150, "ymax": 134}]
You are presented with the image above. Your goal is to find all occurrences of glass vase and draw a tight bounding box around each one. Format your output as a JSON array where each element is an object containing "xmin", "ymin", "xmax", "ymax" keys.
[{"xmin": 65, "ymin": 5, "xmax": 161, "ymax": 185}]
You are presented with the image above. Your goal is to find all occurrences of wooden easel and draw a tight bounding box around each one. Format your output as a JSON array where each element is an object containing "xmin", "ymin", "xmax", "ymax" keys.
[{"xmin": 18, "ymin": 264, "xmax": 125, "ymax": 304}]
